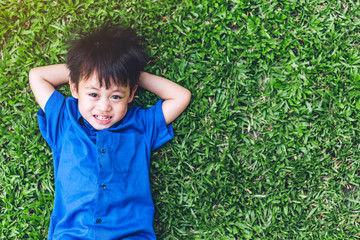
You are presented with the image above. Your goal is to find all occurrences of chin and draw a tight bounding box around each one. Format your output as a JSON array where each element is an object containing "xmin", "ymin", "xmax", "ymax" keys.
[{"xmin": 94, "ymin": 124, "xmax": 111, "ymax": 130}]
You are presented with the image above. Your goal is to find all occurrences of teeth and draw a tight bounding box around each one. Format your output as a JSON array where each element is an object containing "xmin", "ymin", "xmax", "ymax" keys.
[{"xmin": 95, "ymin": 115, "xmax": 111, "ymax": 120}]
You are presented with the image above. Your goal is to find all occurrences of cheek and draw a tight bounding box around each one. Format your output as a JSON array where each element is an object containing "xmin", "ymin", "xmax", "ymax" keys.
[
  {"xmin": 115, "ymin": 104, "xmax": 128, "ymax": 114},
  {"xmin": 78, "ymin": 100, "xmax": 94, "ymax": 113}
]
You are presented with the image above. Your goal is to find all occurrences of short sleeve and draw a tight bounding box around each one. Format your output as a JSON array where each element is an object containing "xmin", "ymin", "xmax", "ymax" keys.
[
  {"xmin": 37, "ymin": 90, "xmax": 66, "ymax": 149},
  {"xmin": 143, "ymin": 100, "xmax": 174, "ymax": 151}
]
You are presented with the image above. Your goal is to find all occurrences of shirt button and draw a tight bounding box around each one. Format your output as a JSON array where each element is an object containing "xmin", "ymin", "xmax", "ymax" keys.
[
  {"xmin": 96, "ymin": 218, "xmax": 102, "ymax": 224},
  {"xmin": 101, "ymin": 184, "xmax": 106, "ymax": 190},
  {"xmin": 101, "ymin": 148, "xmax": 106, "ymax": 153}
]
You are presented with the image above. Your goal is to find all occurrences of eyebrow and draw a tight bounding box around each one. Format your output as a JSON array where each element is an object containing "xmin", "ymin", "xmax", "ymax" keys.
[
  {"xmin": 84, "ymin": 86, "xmax": 127, "ymax": 94},
  {"xmin": 85, "ymin": 86, "xmax": 100, "ymax": 90}
]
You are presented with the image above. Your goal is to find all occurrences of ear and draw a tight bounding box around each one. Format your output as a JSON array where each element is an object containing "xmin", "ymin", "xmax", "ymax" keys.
[
  {"xmin": 69, "ymin": 80, "xmax": 79, "ymax": 99},
  {"xmin": 127, "ymin": 84, "xmax": 138, "ymax": 103}
]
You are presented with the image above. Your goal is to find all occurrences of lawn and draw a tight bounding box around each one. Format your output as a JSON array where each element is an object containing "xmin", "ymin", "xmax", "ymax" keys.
[{"xmin": 1, "ymin": 0, "xmax": 360, "ymax": 239}]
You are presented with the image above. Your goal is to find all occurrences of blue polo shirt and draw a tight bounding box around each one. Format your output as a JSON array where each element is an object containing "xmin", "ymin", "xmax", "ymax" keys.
[{"xmin": 37, "ymin": 90, "xmax": 174, "ymax": 240}]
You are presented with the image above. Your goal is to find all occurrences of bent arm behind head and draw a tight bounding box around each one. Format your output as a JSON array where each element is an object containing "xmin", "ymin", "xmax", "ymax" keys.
[
  {"xmin": 29, "ymin": 64, "xmax": 70, "ymax": 112},
  {"xmin": 138, "ymin": 72, "xmax": 191, "ymax": 125}
]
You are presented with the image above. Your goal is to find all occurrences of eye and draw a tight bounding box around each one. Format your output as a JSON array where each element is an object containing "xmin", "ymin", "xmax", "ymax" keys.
[
  {"xmin": 111, "ymin": 95, "xmax": 122, "ymax": 100},
  {"xmin": 89, "ymin": 93, "xmax": 98, "ymax": 98}
]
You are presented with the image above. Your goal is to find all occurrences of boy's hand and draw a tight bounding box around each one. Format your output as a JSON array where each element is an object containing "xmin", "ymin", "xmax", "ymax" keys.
[
  {"xmin": 138, "ymin": 72, "xmax": 191, "ymax": 125},
  {"xmin": 29, "ymin": 64, "xmax": 70, "ymax": 112}
]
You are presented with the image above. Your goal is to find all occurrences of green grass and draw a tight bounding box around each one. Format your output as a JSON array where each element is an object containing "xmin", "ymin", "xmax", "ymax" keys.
[{"xmin": 1, "ymin": 0, "xmax": 360, "ymax": 239}]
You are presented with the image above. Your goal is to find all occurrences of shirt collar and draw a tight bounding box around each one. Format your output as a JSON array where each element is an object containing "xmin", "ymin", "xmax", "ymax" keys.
[{"xmin": 77, "ymin": 107, "xmax": 83, "ymax": 123}]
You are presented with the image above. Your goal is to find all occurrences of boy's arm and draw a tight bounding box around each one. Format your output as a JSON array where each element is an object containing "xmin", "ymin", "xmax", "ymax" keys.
[
  {"xmin": 138, "ymin": 72, "xmax": 191, "ymax": 125},
  {"xmin": 29, "ymin": 64, "xmax": 70, "ymax": 112}
]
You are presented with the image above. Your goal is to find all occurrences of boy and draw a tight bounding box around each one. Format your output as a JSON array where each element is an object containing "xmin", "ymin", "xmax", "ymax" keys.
[{"xmin": 29, "ymin": 25, "xmax": 191, "ymax": 239}]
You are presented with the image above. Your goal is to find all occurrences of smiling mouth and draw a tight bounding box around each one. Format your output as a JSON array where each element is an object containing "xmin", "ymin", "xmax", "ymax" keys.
[{"xmin": 94, "ymin": 115, "xmax": 112, "ymax": 121}]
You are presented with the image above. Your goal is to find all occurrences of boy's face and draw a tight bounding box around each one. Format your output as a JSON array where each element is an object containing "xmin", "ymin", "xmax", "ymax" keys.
[{"xmin": 70, "ymin": 73, "xmax": 137, "ymax": 130}]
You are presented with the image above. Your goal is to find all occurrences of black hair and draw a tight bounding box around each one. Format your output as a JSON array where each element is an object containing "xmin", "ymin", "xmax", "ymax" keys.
[{"xmin": 66, "ymin": 25, "xmax": 146, "ymax": 93}]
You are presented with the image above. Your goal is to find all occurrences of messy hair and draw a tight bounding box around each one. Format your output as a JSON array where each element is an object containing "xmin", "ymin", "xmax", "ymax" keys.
[{"xmin": 66, "ymin": 25, "xmax": 146, "ymax": 93}]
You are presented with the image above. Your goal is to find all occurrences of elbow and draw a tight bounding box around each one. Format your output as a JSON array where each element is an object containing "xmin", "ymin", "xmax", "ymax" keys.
[
  {"xmin": 175, "ymin": 88, "xmax": 191, "ymax": 112},
  {"xmin": 178, "ymin": 88, "xmax": 191, "ymax": 108},
  {"xmin": 184, "ymin": 89, "xmax": 191, "ymax": 106},
  {"xmin": 29, "ymin": 68, "xmax": 36, "ymax": 86},
  {"xmin": 29, "ymin": 68, "xmax": 39, "ymax": 84},
  {"xmin": 29, "ymin": 67, "xmax": 43, "ymax": 91}
]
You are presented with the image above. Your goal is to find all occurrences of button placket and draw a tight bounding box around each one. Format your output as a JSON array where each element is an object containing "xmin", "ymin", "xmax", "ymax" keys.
[
  {"xmin": 99, "ymin": 147, "xmax": 108, "ymax": 190},
  {"xmin": 94, "ymin": 132, "xmax": 111, "ymax": 224}
]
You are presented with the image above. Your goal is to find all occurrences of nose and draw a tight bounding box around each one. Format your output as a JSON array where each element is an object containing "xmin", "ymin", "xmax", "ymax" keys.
[{"xmin": 97, "ymin": 98, "xmax": 111, "ymax": 112}]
